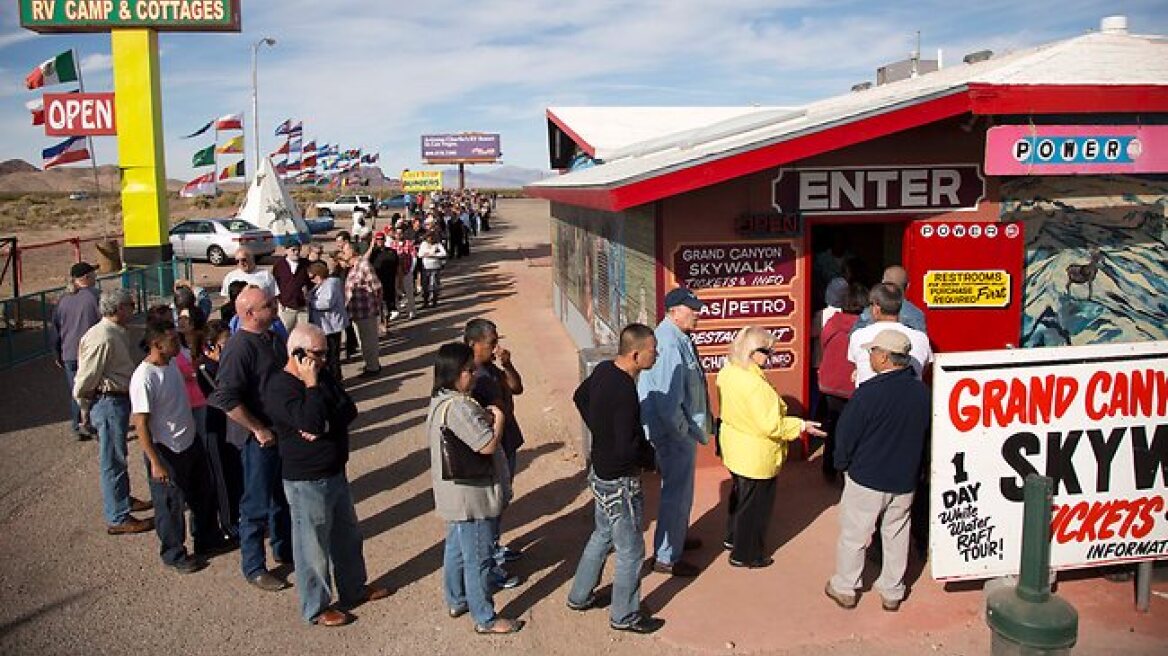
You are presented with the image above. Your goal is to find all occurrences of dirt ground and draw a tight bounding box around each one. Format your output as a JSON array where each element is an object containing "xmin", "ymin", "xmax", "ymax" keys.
[{"xmin": 0, "ymin": 199, "xmax": 1164, "ymax": 656}]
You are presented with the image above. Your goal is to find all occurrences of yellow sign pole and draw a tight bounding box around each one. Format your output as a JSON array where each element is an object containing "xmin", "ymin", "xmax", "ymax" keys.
[{"xmin": 111, "ymin": 29, "xmax": 171, "ymax": 264}]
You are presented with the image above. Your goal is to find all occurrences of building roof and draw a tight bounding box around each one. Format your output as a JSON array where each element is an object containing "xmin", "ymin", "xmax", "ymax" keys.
[{"xmin": 528, "ymin": 28, "xmax": 1168, "ymax": 212}]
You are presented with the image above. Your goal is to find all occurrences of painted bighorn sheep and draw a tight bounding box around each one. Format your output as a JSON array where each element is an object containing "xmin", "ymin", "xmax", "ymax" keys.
[{"xmin": 1065, "ymin": 248, "xmax": 1103, "ymax": 298}]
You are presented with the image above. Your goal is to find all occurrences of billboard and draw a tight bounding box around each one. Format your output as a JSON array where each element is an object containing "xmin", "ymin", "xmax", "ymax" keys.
[
  {"xmin": 929, "ymin": 340, "xmax": 1168, "ymax": 581},
  {"xmin": 985, "ymin": 125, "xmax": 1168, "ymax": 176},
  {"xmin": 402, "ymin": 170, "xmax": 443, "ymax": 193},
  {"xmin": 421, "ymin": 133, "xmax": 501, "ymax": 163}
]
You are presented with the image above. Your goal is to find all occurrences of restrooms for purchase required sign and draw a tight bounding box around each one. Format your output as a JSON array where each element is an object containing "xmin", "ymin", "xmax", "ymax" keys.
[{"xmin": 930, "ymin": 340, "xmax": 1168, "ymax": 581}]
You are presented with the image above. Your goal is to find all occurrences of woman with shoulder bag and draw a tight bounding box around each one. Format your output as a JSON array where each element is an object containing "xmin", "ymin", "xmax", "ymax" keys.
[{"xmin": 427, "ymin": 342, "xmax": 524, "ymax": 635}]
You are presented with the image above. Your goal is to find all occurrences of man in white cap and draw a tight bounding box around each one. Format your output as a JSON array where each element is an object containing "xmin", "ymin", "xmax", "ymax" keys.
[
  {"xmin": 638, "ymin": 287, "xmax": 711, "ymax": 577},
  {"xmin": 826, "ymin": 329, "xmax": 930, "ymax": 612}
]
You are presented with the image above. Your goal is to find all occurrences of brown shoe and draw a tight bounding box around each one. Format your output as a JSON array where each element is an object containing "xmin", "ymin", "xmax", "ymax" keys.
[
  {"xmin": 824, "ymin": 582, "xmax": 858, "ymax": 609},
  {"xmin": 651, "ymin": 560, "xmax": 700, "ymax": 577},
  {"xmin": 341, "ymin": 585, "xmax": 391, "ymax": 609},
  {"xmin": 107, "ymin": 516, "xmax": 153, "ymax": 535},
  {"xmin": 312, "ymin": 608, "xmax": 352, "ymax": 627},
  {"xmin": 129, "ymin": 497, "xmax": 153, "ymax": 513}
]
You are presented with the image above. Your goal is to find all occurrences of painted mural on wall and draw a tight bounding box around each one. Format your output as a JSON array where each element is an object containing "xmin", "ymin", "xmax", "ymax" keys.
[
  {"xmin": 551, "ymin": 204, "xmax": 655, "ymax": 345},
  {"xmin": 1001, "ymin": 175, "xmax": 1168, "ymax": 347}
]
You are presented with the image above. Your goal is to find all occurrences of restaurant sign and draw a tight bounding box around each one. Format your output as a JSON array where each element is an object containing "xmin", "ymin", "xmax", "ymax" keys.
[
  {"xmin": 20, "ymin": 0, "xmax": 241, "ymax": 32},
  {"xmin": 985, "ymin": 125, "xmax": 1168, "ymax": 175},
  {"xmin": 773, "ymin": 165, "xmax": 984, "ymax": 215}
]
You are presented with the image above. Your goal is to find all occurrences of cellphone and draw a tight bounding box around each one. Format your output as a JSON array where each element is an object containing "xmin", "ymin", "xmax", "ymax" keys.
[{"xmin": 291, "ymin": 347, "xmax": 306, "ymax": 362}]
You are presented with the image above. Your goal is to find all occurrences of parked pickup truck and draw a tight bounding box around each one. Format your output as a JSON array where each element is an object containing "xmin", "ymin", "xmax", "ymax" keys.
[{"xmin": 314, "ymin": 194, "xmax": 377, "ymax": 218}]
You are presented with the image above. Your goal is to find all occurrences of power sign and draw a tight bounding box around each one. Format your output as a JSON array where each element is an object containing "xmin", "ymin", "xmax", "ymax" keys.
[{"xmin": 43, "ymin": 92, "xmax": 116, "ymax": 136}]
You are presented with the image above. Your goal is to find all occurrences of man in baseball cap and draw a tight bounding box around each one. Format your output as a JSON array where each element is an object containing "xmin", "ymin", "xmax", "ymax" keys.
[
  {"xmin": 826, "ymin": 327, "xmax": 930, "ymax": 612},
  {"xmin": 55, "ymin": 261, "xmax": 101, "ymax": 440},
  {"xmin": 637, "ymin": 287, "xmax": 711, "ymax": 577}
]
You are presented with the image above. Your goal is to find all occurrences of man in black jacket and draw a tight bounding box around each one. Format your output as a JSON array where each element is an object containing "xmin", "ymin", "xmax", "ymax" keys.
[
  {"xmin": 826, "ymin": 329, "xmax": 931, "ymax": 613},
  {"xmin": 208, "ymin": 286, "xmax": 292, "ymax": 592},
  {"xmin": 566, "ymin": 323, "xmax": 665, "ymax": 635},
  {"xmin": 265, "ymin": 324, "xmax": 388, "ymax": 626}
]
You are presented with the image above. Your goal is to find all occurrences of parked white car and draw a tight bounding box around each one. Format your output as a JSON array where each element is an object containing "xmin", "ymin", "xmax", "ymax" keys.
[
  {"xmin": 314, "ymin": 194, "xmax": 377, "ymax": 218},
  {"xmin": 169, "ymin": 218, "xmax": 276, "ymax": 265}
]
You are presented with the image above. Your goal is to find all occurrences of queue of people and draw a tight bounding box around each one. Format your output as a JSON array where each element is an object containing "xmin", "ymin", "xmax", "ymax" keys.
[{"xmin": 54, "ymin": 198, "xmax": 941, "ymax": 636}]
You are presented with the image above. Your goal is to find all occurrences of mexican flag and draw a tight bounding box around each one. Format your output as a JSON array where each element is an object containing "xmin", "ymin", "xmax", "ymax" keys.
[{"xmin": 26, "ymin": 51, "xmax": 79, "ymax": 90}]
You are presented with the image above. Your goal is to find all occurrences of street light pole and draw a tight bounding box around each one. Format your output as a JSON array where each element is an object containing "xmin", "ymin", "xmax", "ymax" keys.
[{"xmin": 250, "ymin": 37, "xmax": 276, "ymax": 182}]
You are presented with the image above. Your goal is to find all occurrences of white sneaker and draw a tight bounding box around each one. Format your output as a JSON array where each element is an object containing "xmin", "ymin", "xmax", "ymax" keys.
[{"xmin": 389, "ymin": 310, "xmax": 401, "ymax": 320}]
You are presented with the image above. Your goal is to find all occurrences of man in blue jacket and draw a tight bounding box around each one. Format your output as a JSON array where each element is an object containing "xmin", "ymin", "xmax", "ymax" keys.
[
  {"xmin": 826, "ymin": 329, "xmax": 930, "ymax": 612},
  {"xmin": 638, "ymin": 287, "xmax": 711, "ymax": 577}
]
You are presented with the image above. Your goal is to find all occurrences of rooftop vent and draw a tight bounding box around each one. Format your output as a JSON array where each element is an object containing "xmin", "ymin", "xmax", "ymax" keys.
[
  {"xmin": 1101, "ymin": 15, "xmax": 1128, "ymax": 34},
  {"xmin": 963, "ymin": 49, "xmax": 993, "ymax": 64},
  {"xmin": 851, "ymin": 82, "xmax": 873, "ymax": 92}
]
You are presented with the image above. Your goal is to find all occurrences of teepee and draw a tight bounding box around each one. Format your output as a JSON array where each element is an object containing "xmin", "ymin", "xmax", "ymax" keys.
[{"xmin": 237, "ymin": 156, "xmax": 311, "ymax": 245}]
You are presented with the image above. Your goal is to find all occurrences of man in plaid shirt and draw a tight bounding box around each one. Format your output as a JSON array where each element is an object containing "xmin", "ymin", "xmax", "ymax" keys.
[
  {"xmin": 389, "ymin": 223, "xmax": 417, "ymax": 320},
  {"xmin": 340, "ymin": 239, "xmax": 382, "ymax": 376}
]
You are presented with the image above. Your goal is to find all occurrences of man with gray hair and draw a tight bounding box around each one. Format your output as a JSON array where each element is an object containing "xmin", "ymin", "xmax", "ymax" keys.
[
  {"xmin": 826, "ymin": 329, "xmax": 930, "ymax": 612},
  {"xmin": 74, "ymin": 287, "xmax": 153, "ymax": 535},
  {"xmin": 851, "ymin": 264, "xmax": 926, "ymax": 333},
  {"xmin": 847, "ymin": 283, "xmax": 932, "ymax": 386}
]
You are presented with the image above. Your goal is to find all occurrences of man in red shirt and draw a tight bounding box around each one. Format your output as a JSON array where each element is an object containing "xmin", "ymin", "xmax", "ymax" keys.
[{"xmin": 272, "ymin": 241, "xmax": 311, "ymax": 331}]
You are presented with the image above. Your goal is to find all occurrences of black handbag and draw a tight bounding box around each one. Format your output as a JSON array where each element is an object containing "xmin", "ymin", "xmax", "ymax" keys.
[{"xmin": 436, "ymin": 399, "xmax": 494, "ymax": 481}]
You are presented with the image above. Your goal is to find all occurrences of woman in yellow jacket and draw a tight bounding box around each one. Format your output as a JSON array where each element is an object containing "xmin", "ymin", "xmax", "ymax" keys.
[{"xmin": 717, "ymin": 326, "xmax": 825, "ymax": 568}]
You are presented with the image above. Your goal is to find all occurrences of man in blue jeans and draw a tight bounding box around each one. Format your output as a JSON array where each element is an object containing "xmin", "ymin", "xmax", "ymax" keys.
[
  {"xmin": 568, "ymin": 323, "xmax": 664, "ymax": 634},
  {"xmin": 53, "ymin": 261, "xmax": 101, "ymax": 441},
  {"xmin": 210, "ymin": 286, "xmax": 293, "ymax": 593},
  {"xmin": 637, "ymin": 288, "xmax": 712, "ymax": 577},
  {"xmin": 73, "ymin": 287, "xmax": 153, "ymax": 535}
]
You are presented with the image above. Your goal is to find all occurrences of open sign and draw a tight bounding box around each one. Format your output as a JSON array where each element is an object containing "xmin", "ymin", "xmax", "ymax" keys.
[{"xmin": 43, "ymin": 92, "xmax": 116, "ymax": 136}]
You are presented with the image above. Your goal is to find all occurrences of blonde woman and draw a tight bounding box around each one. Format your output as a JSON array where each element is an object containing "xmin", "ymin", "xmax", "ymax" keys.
[{"xmin": 716, "ymin": 326, "xmax": 825, "ymax": 568}]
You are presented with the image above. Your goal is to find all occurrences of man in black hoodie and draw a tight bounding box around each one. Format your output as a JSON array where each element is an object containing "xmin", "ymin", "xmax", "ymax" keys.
[
  {"xmin": 264, "ymin": 323, "xmax": 388, "ymax": 627},
  {"xmin": 566, "ymin": 323, "xmax": 665, "ymax": 635},
  {"xmin": 826, "ymin": 329, "xmax": 930, "ymax": 613}
]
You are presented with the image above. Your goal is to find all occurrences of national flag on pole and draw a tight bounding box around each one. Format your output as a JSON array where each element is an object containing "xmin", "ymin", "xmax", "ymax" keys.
[
  {"xmin": 275, "ymin": 160, "xmax": 288, "ymax": 175},
  {"xmin": 182, "ymin": 120, "xmax": 214, "ymax": 139},
  {"xmin": 289, "ymin": 137, "xmax": 302, "ymax": 153},
  {"xmin": 302, "ymin": 152, "xmax": 318, "ymax": 168},
  {"xmin": 271, "ymin": 140, "xmax": 290, "ymax": 156},
  {"xmin": 287, "ymin": 156, "xmax": 302, "ymax": 172},
  {"xmin": 42, "ymin": 136, "xmax": 90, "ymax": 169},
  {"xmin": 180, "ymin": 172, "xmax": 217, "ymax": 197},
  {"xmin": 288, "ymin": 121, "xmax": 303, "ymax": 135},
  {"xmin": 25, "ymin": 50, "xmax": 79, "ymax": 90},
  {"xmin": 192, "ymin": 145, "xmax": 216, "ymax": 167},
  {"xmin": 362, "ymin": 152, "xmax": 379, "ymax": 164},
  {"xmin": 218, "ymin": 160, "xmax": 246, "ymax": 181},
  {"xmin": 216, "ymin": 136, "xmax": 244, "ymax": 154},
  {"xmin": 302, "ymin": 140, "xmax": 316, "ymax": 153},
  {"xmin": 27, "ymin": 97, "xmax": 45, "ymax": 126},
  {"xmin": 274, "ymin": 119, "xmax": 292, "ymax": 136},
  {"xmin": 215, "ymin": 113, "xmax": 244, "ymax": 130}
]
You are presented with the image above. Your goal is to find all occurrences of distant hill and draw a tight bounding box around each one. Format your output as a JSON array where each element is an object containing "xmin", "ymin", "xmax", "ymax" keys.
[
  {"xmin": 434, "ymin": 165, "xmax": 551, "ymax": 189},
  {"xmin": 0, "ymin": 159, "xmax": 190, "ymax": 194}
]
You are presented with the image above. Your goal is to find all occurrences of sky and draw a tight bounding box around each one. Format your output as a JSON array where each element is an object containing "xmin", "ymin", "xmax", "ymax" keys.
[{"xmin": 2, "ymin": 1, "xmax": 1166, "ymax": 183}]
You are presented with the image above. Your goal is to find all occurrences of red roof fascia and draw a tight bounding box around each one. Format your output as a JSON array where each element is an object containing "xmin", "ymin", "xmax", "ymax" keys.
[
  {"xmin": 606, "ymin": 91, "xmax": 972, "ymax": 211},
  {"xmin": 524, "ymin": 184, "xmax": 620, "ymax": 212},
  {"xmin": 968, "ymin": 83, "xmax": 1168, "ymax": 115},
  {"xmin": 546, "ymin": 109, "xmax": 597, "ymax": 158}
]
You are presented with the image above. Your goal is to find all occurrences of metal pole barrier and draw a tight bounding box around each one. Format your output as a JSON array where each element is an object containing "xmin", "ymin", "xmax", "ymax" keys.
[
  {"xmin": 986, "ymin": 474, "xmax": 1078, "ymax": 654},
  {"xmin": 1135, "ymin": 561, "xmax": 1153, "ymax": 613}
]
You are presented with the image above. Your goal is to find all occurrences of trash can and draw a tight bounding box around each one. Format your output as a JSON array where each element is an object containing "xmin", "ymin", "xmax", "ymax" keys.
[{"xmin": 576, "ymin": 344, "xmax": 618, "ymax": 468}]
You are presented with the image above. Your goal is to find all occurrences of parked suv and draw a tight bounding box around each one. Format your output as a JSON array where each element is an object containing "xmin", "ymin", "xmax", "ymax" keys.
[{"xmin": 314, "ymin": 194, "xmax": 377, "ymax": 218}]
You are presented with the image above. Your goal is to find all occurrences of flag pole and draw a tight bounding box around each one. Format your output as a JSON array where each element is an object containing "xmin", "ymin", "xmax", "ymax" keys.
[
  {"xmin": 72, "ymin": 47, "xmax": 112, "ymax": 238},
  {"xmin": 213, "ymin": 123, "xmax": 219, "ymax": 197}
]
